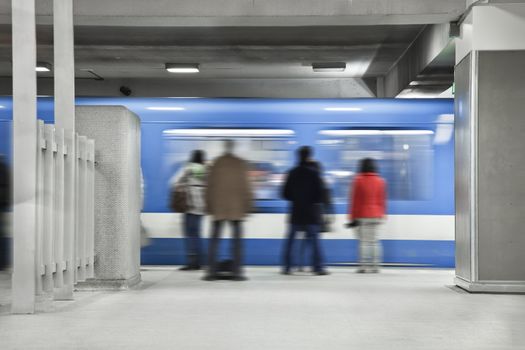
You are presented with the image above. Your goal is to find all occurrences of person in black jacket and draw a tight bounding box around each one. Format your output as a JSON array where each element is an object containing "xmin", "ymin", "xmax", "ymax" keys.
[
  {"xmin": 297, "ymin": 160, "xmax": 334, "ymax": 271},
  {"xmin": 0, "ymin": 155, "xmax": 10, "ymax": 270},
  {"xmin": 281, "ymin": 146, "xmax": 328, "ymax": 275}
]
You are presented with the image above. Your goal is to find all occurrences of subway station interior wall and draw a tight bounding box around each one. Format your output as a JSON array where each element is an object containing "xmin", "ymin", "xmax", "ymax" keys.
[{"xmin": 456, "ymin": 3, "xmax": 525, "ymax": 63}]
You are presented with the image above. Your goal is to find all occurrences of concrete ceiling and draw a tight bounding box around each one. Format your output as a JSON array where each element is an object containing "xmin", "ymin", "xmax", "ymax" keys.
[
  {"xmin": 0, "ymin": 25, "xmax": 424, "ymax": 80},
  {"xmin": 0, "ymin": 0, "xmax": 464, "ymax": 97}
]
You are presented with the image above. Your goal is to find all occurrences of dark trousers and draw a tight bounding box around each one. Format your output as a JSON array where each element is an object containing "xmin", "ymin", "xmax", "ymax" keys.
[
  {"xmin": 183, "ymin": 213, "xmax": 203, "ymax": 268},
  {"xmin": 0, "ymin": 212, "xmax": 7, "ymax": 270},
  {"xmin": 283, "ymin": 224, "xmax": 323, "ymax": 273},
  {"xmin": 207, "ymin": 220, "xmax": 244, "ymax": 277}
]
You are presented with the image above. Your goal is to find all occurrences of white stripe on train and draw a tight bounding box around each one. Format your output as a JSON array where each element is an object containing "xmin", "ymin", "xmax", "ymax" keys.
[{"xmin": 141, "ymin": 213, "xmax": 454, "ymax": 241}]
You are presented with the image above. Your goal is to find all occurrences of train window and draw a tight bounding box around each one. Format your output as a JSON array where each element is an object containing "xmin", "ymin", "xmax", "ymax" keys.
[
  {"xmin": 318, "ymin": 129, "xmax": 434, "ymax": 202},
  {"xmin": 163, "ymin": 128, "xmax": 296, "ymax": 202}
]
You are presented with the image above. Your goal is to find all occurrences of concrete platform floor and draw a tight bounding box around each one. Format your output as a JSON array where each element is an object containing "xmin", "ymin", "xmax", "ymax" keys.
[{"xmin": 1, "ymin": 267, "xmax": 524, "ymax": 350}]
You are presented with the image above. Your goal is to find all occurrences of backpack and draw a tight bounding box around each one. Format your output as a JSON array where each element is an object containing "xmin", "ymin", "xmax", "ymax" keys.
[{"xmin": 170, "ymin": 181, "xmax": 188, "ymax": 213}]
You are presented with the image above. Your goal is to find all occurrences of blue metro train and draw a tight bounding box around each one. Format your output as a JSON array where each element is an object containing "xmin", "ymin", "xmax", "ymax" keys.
[{"xmin": 0, "ymin": 97, "xmax": 455, "ymax": 267}]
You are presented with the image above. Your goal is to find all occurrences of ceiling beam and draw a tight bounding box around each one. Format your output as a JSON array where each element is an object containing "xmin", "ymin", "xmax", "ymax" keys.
[
  {"xmin": 382, "ymin": 23, "xmax": 455, "ymax": 97},
  {"xmin": 0, "ymin": 0, "xmax": 466, "ymax": 26}
]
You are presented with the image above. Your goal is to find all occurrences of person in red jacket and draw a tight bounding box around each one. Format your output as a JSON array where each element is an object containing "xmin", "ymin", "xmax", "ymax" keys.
[{"xmin": 348, "ymin": 158, "xmax": 386, "ymax": 273}]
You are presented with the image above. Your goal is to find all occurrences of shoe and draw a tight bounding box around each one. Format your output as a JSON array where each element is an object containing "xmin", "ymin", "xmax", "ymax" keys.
[
  {"xmin": 356, "ymin": 268, "xmax": 366, "ymax": 273},
  {"xmin": 314, "ymin": 270, "xmax": 330, "ymax": 276},
  {"xmin": 179, "ymin": 266, "xmax": 193, "ymax": 271},
  {"xmin": 202, "ymin": 275, "xmax": 217, "ymax": 281},
  {"xmin": 281, "ymin": 270, "xmax": 292, "ymax": 275},
  {"xmin": 232, "ymin": 275, "xmax": 248, "ymax": 281}
]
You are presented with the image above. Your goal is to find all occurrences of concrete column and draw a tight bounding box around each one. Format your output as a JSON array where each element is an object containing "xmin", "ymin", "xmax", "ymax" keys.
[
  {"xmin": 53, "ymin": 0, "xmax": 75, "ymax": 131},
  {"xmin": 11, "ymin": 0, "xmax": 38, "ymax": 313},
  {"xmin": 76, "ymin": 106, "xmax": 141, "ymax": 290},
  {"xmin": 454, "ymin": 2, "xmax": 525, "ymax": 293},
  {"xmin": 53, "ymin": 0, "xmax": 76, "ymax": 301}
]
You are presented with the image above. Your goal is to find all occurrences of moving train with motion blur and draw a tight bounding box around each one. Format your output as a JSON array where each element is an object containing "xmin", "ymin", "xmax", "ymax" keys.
[{"xmin": 0, "ymin": 97, "xmax": 455, "ymax": 267}]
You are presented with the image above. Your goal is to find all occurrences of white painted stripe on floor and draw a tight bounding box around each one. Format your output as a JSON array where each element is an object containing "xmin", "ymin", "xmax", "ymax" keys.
[{"xmin": 141, "ymin": 213, "xmax": 454, "ymax": 241}]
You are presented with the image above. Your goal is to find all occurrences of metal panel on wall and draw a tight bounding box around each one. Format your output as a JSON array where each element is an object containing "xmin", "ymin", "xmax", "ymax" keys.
[
  {"xmin": 477, "ymin": 51, "xmax": 525, "ymax": 281},
  {"xmin": 454, "ymin": 53, "xmax": 472, "ymax": 281}
]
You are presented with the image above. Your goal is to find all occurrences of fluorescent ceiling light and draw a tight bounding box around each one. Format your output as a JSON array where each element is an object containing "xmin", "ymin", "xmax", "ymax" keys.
[
  {"xmin": 36, "ymin": 62, "xmax": 52, "ymax": 72},
  {"xmin": 0, "ymin": 105, "xmax": 4, "ymax": 109},
  {"xmin": 324, "ymin": 107, "xmax": 362, "ymax": 112},
  {"xmin": 312, "ymin": 62, "xmax": 346, "ymax": 72},
  {"xmin": 319, "ymin": 130, "xmax": 434, "ymax": 136},
  {"xmin": 163, "ymin": 129, "xmax": 295, "ymax": 137},
  {"xmin": 147, "ymin": 107, "xmax": 185, "ymax": 111},
  {"xmin": 165, "ymin": 63, "xmax": 200, "ymax": 73}
]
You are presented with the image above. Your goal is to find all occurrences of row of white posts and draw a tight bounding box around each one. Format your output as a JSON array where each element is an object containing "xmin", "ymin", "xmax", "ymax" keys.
[{"xmin": 28, "ymin": 120, "xmax": 95, "ymax": 301}]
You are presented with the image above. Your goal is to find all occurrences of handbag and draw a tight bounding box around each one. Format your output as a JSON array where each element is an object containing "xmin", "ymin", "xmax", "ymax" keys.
[
  {"xmin": 170, "ymin": 180, "xmax": 189, "ymax": 213},
  {"xmin": 345, "ymin": 220, "xmax": 360, "ymax": 228}
]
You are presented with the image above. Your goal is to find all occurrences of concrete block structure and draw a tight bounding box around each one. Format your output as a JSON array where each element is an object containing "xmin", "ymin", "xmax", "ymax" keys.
[{"xmin": 76, "ymin": 106, "xmax": 141, "ymax": 289}]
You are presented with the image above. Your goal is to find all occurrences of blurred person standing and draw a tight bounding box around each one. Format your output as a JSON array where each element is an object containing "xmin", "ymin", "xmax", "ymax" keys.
[
  {"xmin": 171, "ymin": 150, "xmax": 207, "ymax": 271},
  {"xmin": 348, "ymin": 158, "xmax": 386, "ymax": 273},
  {"xmin": 204, "ymin": 140, "xmax": 252, "ymax": 281},
  {"xmin": 281, "ymin": 146, "xmax": 328, "ymax": 276},
  {"xmin": 297, "ymin": 160, "xmax": 334, "ymax": 271},
  {"xmin": 0, "ymin": 155, "xmax": 10, "ymax": 270}
]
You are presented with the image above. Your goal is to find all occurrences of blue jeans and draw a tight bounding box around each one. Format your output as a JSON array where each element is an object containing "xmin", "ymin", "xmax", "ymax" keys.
[
  {"xmin": 183, "ymin": 213, "xmax": 203, "ymax": 267},
  {"xmin": 283, "ymin": 224, "xmax": 324, "ymax": 273},
  {"xmin": 207, "ymin": 220, "xmax": 244, "ymax": 278}
]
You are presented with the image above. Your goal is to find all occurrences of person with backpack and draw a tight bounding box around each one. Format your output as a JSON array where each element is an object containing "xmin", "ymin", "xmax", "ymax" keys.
[
  {"xmin": 348, "ymin": 158, "xmax": 386, "ymax": 273},
  {"xmin": 171, "ymin": 150, "xmax": 207, "ymax": 271}
]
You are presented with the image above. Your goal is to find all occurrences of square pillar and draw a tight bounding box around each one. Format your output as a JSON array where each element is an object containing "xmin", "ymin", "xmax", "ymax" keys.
[
  {"xmin": 75, "ymin": 106, "xmax": 141, "ymax": 289},
  {"xmin": 454, "ymin": 51, "xmax": 525, "ymax": 293}
]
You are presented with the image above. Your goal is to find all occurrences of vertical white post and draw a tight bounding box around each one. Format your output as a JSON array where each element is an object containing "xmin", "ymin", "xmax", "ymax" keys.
[
  {"xmin": 86, "ymin": 139, "xmax": 95, "ymax": 278},
  {"xmin": 35, "ymin": 121, "xmax": 45, "ymax": 295},
  {"xmin": 11, "ymin": 0, "xmax": 37, "ymax": 314},
  {"xmin": 42, "ymin": 125, "xmax": 56, "ymax": 292},
  {"xmin": 54, "ymin": 0, "xmax": 76, "ymax": 300},
  {"xmin": 63, "ymin": 131, "xmax": 75, "ymax": 287},
  {"xmin": 53, "ymin": 129, "xmax": 65, "ymax": 290},
  {"xmin": 53, "ymin": 0, "xmax": 75, "ymax": 132},
  {"xmin": 76, "ymin": 136, "xmax": 86, "ymax": 282}
]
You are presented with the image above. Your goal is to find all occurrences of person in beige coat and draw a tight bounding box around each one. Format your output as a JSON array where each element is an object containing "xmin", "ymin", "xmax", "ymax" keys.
[{"xmin": 204, "ymin": 139, "xmax": 253, "ymax": 281}]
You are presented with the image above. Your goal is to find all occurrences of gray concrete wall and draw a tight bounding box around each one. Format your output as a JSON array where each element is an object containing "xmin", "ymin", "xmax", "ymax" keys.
[
  {"xmin": 455, "ymin": 50, "xmax": 525, "ymax": 292},
  {"xmin": 76, "ymin": 106, "xmax": 141, "ymax": 288},
  {"xmin": 454, "ymin": 53, "xmax": 472, "ymax": 281},
  {"xmin": 477, "ymin": 51, "xmax": 525, "ymax": 281}
]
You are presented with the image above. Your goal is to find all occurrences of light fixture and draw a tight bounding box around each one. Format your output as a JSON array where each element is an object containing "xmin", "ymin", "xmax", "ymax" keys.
[
  {"xmin": 36, "ymin": 62, "xmax": 52, "ymax": 72},
  {"xmin": 146, "ymin": 107, "xmax": 185, "ymax": 111},
  {"xmin": 319, "ymin": 130, "xmax": 434, "ymax": 136},
  {"xmin": 163, "ymin": 129, "xmax": 295, "ymax": 137},
  {"xmin": 0, "ymin": 105, "xmax": 4, "ymax": 109},
  {"xmin": 324, "ymin": 107, "xmax": 362, "ymax": 112},
  {"xmin": 312, "ymin": 62, "xmax": 346, "ymax": 72},
  {"xmin": 165, "ymin": 63, "xmax": 200, "ymax": 74}
]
